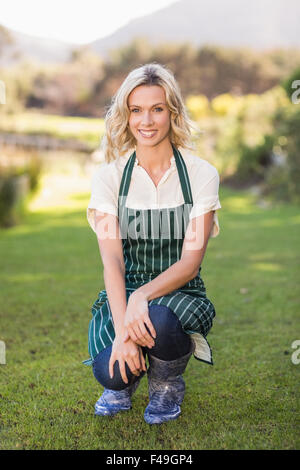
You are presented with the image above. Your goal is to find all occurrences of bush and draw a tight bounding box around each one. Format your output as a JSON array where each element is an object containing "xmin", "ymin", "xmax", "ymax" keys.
[
  {"xmin": 263, "ymin": 106, "xmax": 300, "ymax": 203},
  {"xmin": 212, "ymin": 87, "xmax": 291, "ymax": 183},
  {"xmin": 236, "ymin": 134, "xmax": 275, "ymax": 183},
  {"xmin": 186, "ymin": 94, "xmax": 210, "ymax": 120},
  {"xmin": 0, "ymin": 156, "xmax": 42, "ymax": 228},
  {"xmin": 0, "ymin": 173, "xmax": 27, "ymax": 227},
  {"xmin": 211, "ymin": 93, "xmax": 241, "ymax": 116}
]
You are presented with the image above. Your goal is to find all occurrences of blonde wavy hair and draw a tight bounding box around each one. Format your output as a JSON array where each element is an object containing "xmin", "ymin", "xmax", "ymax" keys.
[{"xmin": 101, "ymin": 62, "xmax": 197, "ymax": 162}]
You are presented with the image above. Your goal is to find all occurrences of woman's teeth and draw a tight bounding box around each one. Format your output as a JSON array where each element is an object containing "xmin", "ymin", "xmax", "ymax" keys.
[{"xmin": 139, "ymin": 130, "xmax": 157, "ymax": 138}]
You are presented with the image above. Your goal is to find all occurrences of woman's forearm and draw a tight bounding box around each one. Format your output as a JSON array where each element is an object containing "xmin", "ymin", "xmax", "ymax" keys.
[
  {"xmin": 134, "ymin": 259, "xmax": 197, "ymax": 302},
  {"xmin": 103, "ymin": 260, "xmax": 127, "ymax": 337}
]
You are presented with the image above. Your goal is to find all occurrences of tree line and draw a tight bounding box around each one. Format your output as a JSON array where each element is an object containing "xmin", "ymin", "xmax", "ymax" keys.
[{"xmin": 1, "ymin": 37, "xmax": 300, "ymax": 117}]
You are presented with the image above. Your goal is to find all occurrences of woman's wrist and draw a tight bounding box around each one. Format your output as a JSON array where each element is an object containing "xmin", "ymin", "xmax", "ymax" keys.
[
  {"xmin": 114, "ymin": 325, "xmax": 126, "ymax": 340},
  {"xmin": 130, "ymin": 289, "xmax": 149, "ymax": 303}
]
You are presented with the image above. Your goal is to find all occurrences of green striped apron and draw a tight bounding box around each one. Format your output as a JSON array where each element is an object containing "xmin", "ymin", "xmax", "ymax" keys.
[{"xmin": 83, "ymin": 144, "xmax": 216, "ymax": 366}]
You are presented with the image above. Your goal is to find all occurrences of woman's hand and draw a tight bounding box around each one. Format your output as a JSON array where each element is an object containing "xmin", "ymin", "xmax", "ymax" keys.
[
  {"xmin": 123, "ymin": 291, "xmax": 156, "ymax": 348},
  {"xmin": 109, "ymin": 334, "xmax": 146, "ymax": 384}
]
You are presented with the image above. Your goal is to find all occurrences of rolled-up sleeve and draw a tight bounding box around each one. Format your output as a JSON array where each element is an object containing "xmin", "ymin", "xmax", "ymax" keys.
[
  {"xmin": 87, "ymin": 164, "xmax": 118, "ymax": 233},
  {"xmin": 189, "ymin": 166, "xmax": 221, "ymax": 238}
]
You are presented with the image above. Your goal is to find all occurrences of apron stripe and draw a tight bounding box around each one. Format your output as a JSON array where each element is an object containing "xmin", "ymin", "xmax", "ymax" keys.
[{"xmin": 93, "ymin": 316, "xmax": 99, "ymax": 355}]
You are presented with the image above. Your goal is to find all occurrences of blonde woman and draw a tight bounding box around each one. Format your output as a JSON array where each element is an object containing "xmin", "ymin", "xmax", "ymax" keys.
[{"xmin": 83, "ymin": 63, "xmax": 221, "ymax": 424}]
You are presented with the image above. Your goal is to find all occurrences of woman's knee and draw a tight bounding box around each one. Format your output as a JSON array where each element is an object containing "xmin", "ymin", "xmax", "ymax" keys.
[
  {"xmin": 147, "ymin": 305, "xmax": 191, "ymax": 360},
  {"xmin": 148, "ymin": 305, "xmax": 178, "ymax": 334},
  {"xmin": 92, "ymin": 346, "xmax": 139, "ymax": 391}
]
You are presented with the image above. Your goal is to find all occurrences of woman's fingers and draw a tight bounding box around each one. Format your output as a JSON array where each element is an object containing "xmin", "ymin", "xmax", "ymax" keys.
[
  {"xmin": 127, "ymin": 320, "xmax": 155, "ymax": 348},
  {"xmin": 109, "ymin": 353, "xmax": 116, "ymax": 379},
  {"xmin": 144, "ymin": 315, "xmax": 156, "ymax": 339},
  {"xmin": 126, "ymin": 326, "xmax": 145, "ymax": 347},
  {"xmin": 133, "ymin": 338, "xmax": 145, "ymax": 347},
  {"xmin": 130, "ymin": 354, "xmax": 142, "ymax": 374},
  {"xmin": 131, "ymin": 323, "xmax": 147, "ymax": 346},
  {"xmin": 139, "ymin": 348, "xmax": 147, "ymax": 372},
  {"xmin": 132, "ymin": 324, "xmax": 151, "ymax": 348},
  {"xmin": 123, "ymin": 329, "xmax": 130, "ymax": 342},
  {"xmin": 138, "ymin": 320, "xmax": 155, "ymax": 347},
  {"xmin": 127, "ymin": 325, "xmax": 139, "ymax": 343},
  {"xmin": 118, "ymin": 358, "xmax": 128, "ymax": 384}
]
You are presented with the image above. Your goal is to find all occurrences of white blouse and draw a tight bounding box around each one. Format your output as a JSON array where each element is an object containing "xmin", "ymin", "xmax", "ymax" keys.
[{"xmin": 87, "ymin": 150, "xmax": 221, "ymax": 238}]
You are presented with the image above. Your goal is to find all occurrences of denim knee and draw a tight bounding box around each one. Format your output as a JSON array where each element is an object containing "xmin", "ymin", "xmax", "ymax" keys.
[
  {"xmin": 146, "ymin": 304, "xmax": 191, "ymax": 360},
  {"xmin": 92, "ymin": 345, "xmax": 141, "ymax": 391}
]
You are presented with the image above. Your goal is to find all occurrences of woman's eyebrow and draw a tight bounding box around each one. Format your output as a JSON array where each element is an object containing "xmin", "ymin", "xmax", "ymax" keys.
[{"xmin": 128, "ymin": 102, "xmax": 166, "ymax": 108}]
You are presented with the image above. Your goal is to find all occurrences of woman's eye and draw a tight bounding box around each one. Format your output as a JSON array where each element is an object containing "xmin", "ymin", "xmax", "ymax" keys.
[{"xmin": 130, "ymin": 107, "xmax": 163, "ymax": 113}]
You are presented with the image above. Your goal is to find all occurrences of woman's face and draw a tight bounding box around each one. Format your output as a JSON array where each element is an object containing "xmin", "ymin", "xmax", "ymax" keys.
[{"xmin": 127, "ymin": 85, "xmax": 171, "ymax": 148}]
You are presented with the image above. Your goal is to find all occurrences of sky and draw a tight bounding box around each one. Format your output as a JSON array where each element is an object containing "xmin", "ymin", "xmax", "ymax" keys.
[{"xmin": 0, "ymin": 0, "xmax": 177, "ymax": 44}]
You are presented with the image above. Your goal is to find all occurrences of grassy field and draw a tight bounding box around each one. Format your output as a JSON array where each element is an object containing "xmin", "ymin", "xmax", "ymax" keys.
[
  {"xmin": 0, "ymin": 173, "xmax": 299, "ymax": 450},
  {"xmin": 0, "ymin": 111, "xmax": 105, "ymax": 148}
]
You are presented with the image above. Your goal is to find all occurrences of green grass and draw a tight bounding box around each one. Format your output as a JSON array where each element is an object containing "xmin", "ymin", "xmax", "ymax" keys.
[
  {"xmin": 0, "ymin": 184, "xmax": 299, "ymax": 450},
  {"xmin": 0, "ymin": 111, "xmax": 105, "ymax": 148}
]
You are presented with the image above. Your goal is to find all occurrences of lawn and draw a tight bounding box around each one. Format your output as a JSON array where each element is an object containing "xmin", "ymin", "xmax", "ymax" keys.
[
  {"xmin": 0, "ymin": 177, "xmax": 299, "ymax": 450},
  {"xmin": 0, "ymin": 111, "xmax": 105, "ymax": 148}
]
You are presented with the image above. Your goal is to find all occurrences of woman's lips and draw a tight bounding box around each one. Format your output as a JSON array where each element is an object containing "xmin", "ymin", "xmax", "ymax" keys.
[{"xmin": 138, "ymin": 130, "xmax": 157, "ymax": 138}]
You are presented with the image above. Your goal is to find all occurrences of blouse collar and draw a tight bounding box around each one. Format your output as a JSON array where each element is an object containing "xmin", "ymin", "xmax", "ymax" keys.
[{"xmin": 134, "ymin": 155, "xmax": 176, "ymax": 168}]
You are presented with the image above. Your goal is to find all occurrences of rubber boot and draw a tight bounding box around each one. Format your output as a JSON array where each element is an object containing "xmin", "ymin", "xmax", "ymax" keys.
[
  {"xmin": 144, "ymin": 349, "xmax": 192, "ymax": 425},
  {"xmin": 95, "ymin": 373, "xmax": 143, "ymax": 416}
]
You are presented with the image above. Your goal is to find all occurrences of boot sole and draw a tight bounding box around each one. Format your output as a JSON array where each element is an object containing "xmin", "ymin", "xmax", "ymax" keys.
[
  {"xmin": 95, "ymin": 405, "xmax": 132, "ymax": 416},
  {"xmin": 144, "ymin": 410, "xmax": 181, "ymax": 424}
]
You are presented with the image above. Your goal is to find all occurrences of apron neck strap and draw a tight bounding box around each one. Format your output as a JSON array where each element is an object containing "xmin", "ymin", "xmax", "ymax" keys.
[
  {"xmin": 172, "ymin": 144, "xmax": 193, "ymax": 205},
  {"xmin": 119, "ymin": 150, "xmax": 136, "ymax": 199},
  {"xmin": 118, "ymin": 144, "xmax": 193, "ymax": 205}
]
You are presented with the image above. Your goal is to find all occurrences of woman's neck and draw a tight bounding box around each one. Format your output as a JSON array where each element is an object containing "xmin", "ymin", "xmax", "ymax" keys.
[{"xmin": 135, "ymin": 140, "xmax": 174, "ymax": 174}]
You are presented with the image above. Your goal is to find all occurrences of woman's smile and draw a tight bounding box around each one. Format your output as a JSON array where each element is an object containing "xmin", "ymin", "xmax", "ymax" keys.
[{"xmin": 138, "ymin": 129, "xmax": 158, "ymax": 138}]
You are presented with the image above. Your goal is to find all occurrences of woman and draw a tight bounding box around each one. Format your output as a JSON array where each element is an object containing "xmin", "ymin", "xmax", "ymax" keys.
[{"xmin": 83, "ymin": 63, "xmax": 221, "ymax": 424}]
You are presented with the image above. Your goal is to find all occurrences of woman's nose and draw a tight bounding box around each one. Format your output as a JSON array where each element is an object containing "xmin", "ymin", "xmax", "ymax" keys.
[{"xmin": 141, "ymin": 112, "xmax": 153, "ymax": 126}]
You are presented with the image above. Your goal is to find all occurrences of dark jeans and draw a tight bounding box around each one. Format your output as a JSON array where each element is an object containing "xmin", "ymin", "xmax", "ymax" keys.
[{"xmin": 92, "ymin": 304, "xmax": 192, "ymax": 391}]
